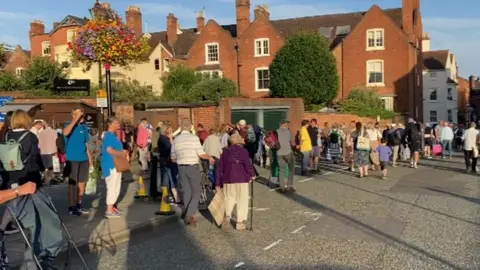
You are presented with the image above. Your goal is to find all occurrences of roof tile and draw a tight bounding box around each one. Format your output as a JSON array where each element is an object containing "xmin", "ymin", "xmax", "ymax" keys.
[{"xmin": 423, "ymin": 50, "xmax": 449, "ymax": 70}]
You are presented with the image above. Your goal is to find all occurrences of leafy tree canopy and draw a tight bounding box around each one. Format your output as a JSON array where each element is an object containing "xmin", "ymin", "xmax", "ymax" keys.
[
  {"xmin": 111, "ymin": 80, "xmax": 157, "ymax": 102},
  {"xmin": 340, "ymin": 88, "xmax": 395, "ymax": 119},
  {"xmin": 22, "ymin": 57, "xmax": 68, "ymax": 90},
  {"xmin": 0, "ymin": 72, "xmax": 24, "ymax": 91},
  {"xmin": 161, "ymin": 65, "xmax": 237, "ymax": 103},
  {"xmin": 269, "ymin": 32, "xmax": 339, "ymax": 105}
]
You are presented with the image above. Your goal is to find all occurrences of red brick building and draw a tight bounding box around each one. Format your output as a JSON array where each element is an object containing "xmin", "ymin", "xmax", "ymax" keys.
[
  {"xmin": 0, "ymin": 45, "xmax": 30, "ymax": 76},
  {"xmin": 155, "ymin": 0, "xmax": 424, "ymax": 119}
]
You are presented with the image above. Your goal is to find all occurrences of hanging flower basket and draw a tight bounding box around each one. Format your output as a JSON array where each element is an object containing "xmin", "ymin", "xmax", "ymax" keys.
[{"xmin": 68, "ymin": 16, "xmax": 149, "ymax": 70}]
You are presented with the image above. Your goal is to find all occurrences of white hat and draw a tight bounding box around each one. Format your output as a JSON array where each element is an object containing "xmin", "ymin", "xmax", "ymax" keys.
[{"xmin": 239, "ymin": 119, "xmax": 247, "ymax": 126}]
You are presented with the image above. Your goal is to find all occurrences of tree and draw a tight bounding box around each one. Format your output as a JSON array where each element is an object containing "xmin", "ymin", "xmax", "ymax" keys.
[
  {"xmin": 269, "ymin": 32, "xmax": 339, "ymax": 105},
  {"xmin": 0, "ymin": 43, "xmax": 12, "ymax": 65},
  {"xmin": 22, "ymin": 57, "xmax": 68, "ymax": 90},
  {"xmin": 190, "ymin": 78, "xmax": 237, "ymax": 102},
  {"xmin": 111, "ymin": 80, "xmax": 157, "ymax": 102},
  {"xmin": 339, "ymin": 88, "xmax": 395, "ymax": 119},
  {"xmin": 0, "ymin": 72, "xmax": 23, "ymax": 91}
]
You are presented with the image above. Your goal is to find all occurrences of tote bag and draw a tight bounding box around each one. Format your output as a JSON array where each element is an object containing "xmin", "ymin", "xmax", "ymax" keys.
[
  {"xmin": 208, "ymin": 190, "xmax": 225, "ymax": 226},
  {"xmin": 113, "ymin": 156, "xmax": 130, "ymax": 172},
  {"xmin": 356, "ymin": 128, "xmax": 371, "ymax": 151}
]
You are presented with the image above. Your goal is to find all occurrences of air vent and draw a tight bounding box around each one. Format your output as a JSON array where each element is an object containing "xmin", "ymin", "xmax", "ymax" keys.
[
  {"xmin": 335, "ymin": 25, "xmax": 351, "ymax": 36},
  {"xmin": 318, "ymin": 27, "xmax": 333, "ymax": 38}
]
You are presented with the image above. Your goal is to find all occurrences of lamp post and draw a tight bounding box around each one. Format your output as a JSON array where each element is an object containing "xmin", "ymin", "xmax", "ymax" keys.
[{"xmin": 234, "ymin": 43, "xmax": 240, "ymax": 95}]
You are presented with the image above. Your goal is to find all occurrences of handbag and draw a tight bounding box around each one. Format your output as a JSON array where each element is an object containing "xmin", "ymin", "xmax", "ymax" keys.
[
  {"xmin": 356, "ymin": 128, "xmax": 371, "ymax": 151},
  {"xmin": 113, "ymin": 155, "xmax": 130, "ymax": 172}
]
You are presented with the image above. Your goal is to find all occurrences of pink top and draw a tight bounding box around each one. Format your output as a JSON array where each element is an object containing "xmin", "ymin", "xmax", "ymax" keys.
[
  {"xmin": 136, "ymin": 125, "xmax": 149, "ymax": 148},
  {"xmin": 38, "ymin": 127, "xmax": 58, "ymax": 155}
]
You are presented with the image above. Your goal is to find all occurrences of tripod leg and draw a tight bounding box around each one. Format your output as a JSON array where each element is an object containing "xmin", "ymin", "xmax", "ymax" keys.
[{"xmin": 249, "ymin": 181, "xmax": 253, "ymax": 231}]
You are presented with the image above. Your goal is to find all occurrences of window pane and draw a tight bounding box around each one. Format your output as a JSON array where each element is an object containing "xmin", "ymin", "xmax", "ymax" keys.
[
  {"xmin": 263, "ymin": 40, "xmax": 269, "ymax": 54},
  {"xmin": 207, "ymin": 44, "xmax": 218, "ymax": 62},
  {"xmin": 374, "ymin": 72, "xmax": 383, "ymax": 83}
]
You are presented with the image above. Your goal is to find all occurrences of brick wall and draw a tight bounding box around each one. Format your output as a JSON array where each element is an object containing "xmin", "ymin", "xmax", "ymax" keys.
[
  {"xmin": 192, "ymin": 106, "xmax": 219, "ymax": 130},
  {"xmin": 303, "ymin": 112, "xmax": 391, "ymax": 127}
]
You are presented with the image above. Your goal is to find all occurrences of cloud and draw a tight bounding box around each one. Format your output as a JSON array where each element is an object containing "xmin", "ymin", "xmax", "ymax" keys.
[
  {"xmin": 0, "ymin": 10, "xmax": 34, "ymax": 21},
  {"xmin": 0, "ymin": 35, "xmax": 20, "ymax": 45}
]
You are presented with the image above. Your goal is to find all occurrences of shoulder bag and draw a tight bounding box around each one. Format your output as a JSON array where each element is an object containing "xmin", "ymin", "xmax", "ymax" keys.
[{"xmin": 356, "ymin": 128, "xmax": 371, "ymax": 151}]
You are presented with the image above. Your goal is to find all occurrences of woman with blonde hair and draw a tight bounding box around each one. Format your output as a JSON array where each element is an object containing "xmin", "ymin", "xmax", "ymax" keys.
[
  {"xmin": 365, "ymin": 122, "xmax": 381, "ymax": 170},
  {"xmin": 215, "ymin": 133, "xmax": 255, "ymax": 231},
  {"xmin": 353, "ymin": 122, "xmax": 370, "ymax": 178}
]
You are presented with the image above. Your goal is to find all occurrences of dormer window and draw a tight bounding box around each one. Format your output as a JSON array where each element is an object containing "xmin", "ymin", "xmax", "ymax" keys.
[
  {"xmin": 42, "ymin": 41, "xmax": 51, "ymax": 56},
  {"xmin": 366, "ymin": 29, "xmax": 384, "ymax": 51},
  {"xmin": 205, "ymin": 43, "xmax": 219, "ymax": 64}
]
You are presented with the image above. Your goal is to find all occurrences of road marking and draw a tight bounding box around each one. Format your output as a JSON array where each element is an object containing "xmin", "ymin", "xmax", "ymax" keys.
[
  {"xmin": 299, "ymin": 177, "xmax": 313, "ymax": 183},
  {"xmin": 234, "ymin": 262, "xmax": 245, "ymax": 268},
  {"xmin": 322, "ymin": 172, "xmax": 334, "ymax": 176},
  {"xmin": 249, "ymin": 207, "xmax": 270, "ymax": 211},
  {"xmin": 303, "ymin": 211, "xmax": 311, "ymax": 214},
  {"xmin": 311, "ymin": 213, "xmax": 323, "ymax": 216},
  {"xmin": 313, "ymin": 217, "xmax": 320, "ymax": 221},
  {"xmin": 263, "ymin": 239, "xmax": 283, "ymax": 251},
  {"xmin": 291, "ymin": 225, "xmax": 306, "ymax": 234}
]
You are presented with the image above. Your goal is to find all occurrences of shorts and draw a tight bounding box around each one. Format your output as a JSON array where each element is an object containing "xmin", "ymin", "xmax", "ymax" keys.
[
  {"xmin": 41, "ymin": 154, "xmax": 54, "ymax": 170},
  {"xmin": 380, "ymin": 161, "xmax": 388, "ymax": 170},
  {"xmin": 409, "ymin": 141, "xmax": 422, "ymax": 152},
  {"xmin": 67, "ymin": 160, "xmax": 89, "ymax": 185},
  {"xmin": 424, "ymin": 138, "xmax": 433, "ymax": 147},
  {"xmin": 313, "ymin": 146, "xmax": 321, "ymax": 157}
]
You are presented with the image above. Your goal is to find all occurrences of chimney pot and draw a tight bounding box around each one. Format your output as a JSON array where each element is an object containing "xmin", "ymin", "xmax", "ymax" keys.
[
  {"xmin": 254, "ymin": 5, "xmax": 269, "ymax": 21},
  {"xmin": 29, "ymin": 20, "xmax": 45, "ymax": 36},
  {"xmin": 196, "ymin": 10, "xmax": 205, "ymax": 33},
  {"xmin": 126, "ymin": 5, "xmax": 142, "ymax": 38}
]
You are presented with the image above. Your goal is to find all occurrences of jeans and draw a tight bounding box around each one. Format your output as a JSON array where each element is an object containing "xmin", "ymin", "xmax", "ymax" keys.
[
  {"xmin": 161, "ymin": 163, "xmax": 178, "ymax": 191},
  {"xmin": 392, "ymin": 145, "xmax": 400, "ymax": 165},
  {"xmin": 442, "ymin": 140, "xmax": 452, "ymax": 158},
  {"xmin": 278, "ymin": 153, "xmax": 295, "ymax": 188},
  {"xmin": 464, "ymin": 150, "xmax": 478, "ymax": 171},
  {"xmin": 301, "ymin": 151, "xmax": 312, "ymax": 172}
]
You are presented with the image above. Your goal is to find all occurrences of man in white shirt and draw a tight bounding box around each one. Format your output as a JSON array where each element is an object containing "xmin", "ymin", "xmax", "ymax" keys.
[
  {"xmin": 462, "ymin": 122, "xmax": 479, "ymax": 173},
  {"xmin": 440, "ymin": 122, "xmax": 454, "ymax": 159}
]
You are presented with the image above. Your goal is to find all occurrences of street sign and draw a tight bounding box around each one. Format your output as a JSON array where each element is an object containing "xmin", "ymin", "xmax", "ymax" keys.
[
  {"xmin": 54, "ymin": 79, "xmax": 90, "ymax": 92},
  {"xmin": 96, "ymin": 89, "xmax": 108, "ymax": 108}
]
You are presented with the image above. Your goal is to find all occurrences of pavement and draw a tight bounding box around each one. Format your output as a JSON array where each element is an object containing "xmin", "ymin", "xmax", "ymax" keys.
[{"xmin": 35, "ymin": 152, "xmax": 480, "ymax": 270}]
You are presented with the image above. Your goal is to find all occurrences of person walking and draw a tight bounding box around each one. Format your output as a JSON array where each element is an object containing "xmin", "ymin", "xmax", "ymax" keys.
[
  {"xmin": 403, "ymin": 119, "xmax": 422, "ymax": 168},
  {"xmin": 423, "ymin": 123, "xmax": 434, "ymax": 159},
  {"xmin": 352, "ymin": 122, "xmax": 370, "ymax": 178},
  {"xmin": 277, "ymin": 120, "xmax": 296, "ymax": 193},
  {"xmin": 171, "ymin": 119, "xmax": 214, "ymax": 226},
  {"xmin": 386, "ymin": 124, "xmax": 402, "ymax": 166},
  {"xmin": 136, "ymin": 118, "xmax": 150, "ymax": 173},
  {"xmin": 366, "ymin": 122, "xmax": 381, "ymax": 171},
  {"xmin": 299, "ymin": 120, "xmax": 313, "ymax": 176},
  {"xmin": 441, "ymin": 122, "xmax": 454, "ymax": 159},
  {"xmin": 215, "ymin": 133, "xmax": 255, "ymax": 231},
  {"xmin": 158, "ymin": 124, "xmax": 180, "ymax": 204},
  {"xmin": 462, "ymin": 122, "xmax": 479, "ymax": 173},
  {"xmin": 38, "ymin": 121, "xmax": 58, "ymax": 185},
  {"xmin": 376, "ymin": 138, "xmax": 392, "ymax": 180},
  {"xmin": 63, "ymin": 108, "xmax": 92, "ymax": 216},
  {"xmin": 308, "ymin": 119, "xmax": 320, "ymax": 172},
  {"xmin": 101, "ymin": 117, "xmax": 127, "ymax": 218}
]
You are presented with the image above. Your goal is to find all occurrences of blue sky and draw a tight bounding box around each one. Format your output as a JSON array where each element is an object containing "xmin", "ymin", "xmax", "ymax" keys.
[{"xmin": 1, "ymin": 0, "xmax": 478, "ymax": 77}]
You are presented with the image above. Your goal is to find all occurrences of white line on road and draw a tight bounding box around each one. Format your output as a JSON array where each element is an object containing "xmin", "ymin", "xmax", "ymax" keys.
[
  {"xmin": 299, "ymin": 177, "xmax": 314, "ymax": 183},
  {"xmin": 313, "ymin": 217, "xmax": 320, "ymax": 221},
  {"xmin": 234, "ymin": 262, "xmax": 245, "ymax": 268},
  {"xmin": 263, "ymin": 239, "xmax": 283, "ymax": 251},
  {"xmin": 249, "ymin": 207, "xmax": 270, "ymax": 211},
  {"xmin": 291, "ymin": 225, "xmax": 306, "ymax": 234},
  {"xmin": 269, "ymin": 188, "xmax": 280, "ymax": 192},
  {"xmin": 322, "ymin": 172, "xmax": 334, "ymax": 176}
]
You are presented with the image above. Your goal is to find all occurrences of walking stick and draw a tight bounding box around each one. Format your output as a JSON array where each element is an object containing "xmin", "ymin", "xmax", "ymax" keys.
[{"xmin": 249, "ymin": 180, "xmax": 253, "ymax": 231}]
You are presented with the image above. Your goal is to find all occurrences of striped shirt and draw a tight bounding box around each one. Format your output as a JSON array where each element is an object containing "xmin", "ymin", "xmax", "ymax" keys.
[{"xmin": 171, "ymin": 131, "xmax": 206, "ymax": 165}]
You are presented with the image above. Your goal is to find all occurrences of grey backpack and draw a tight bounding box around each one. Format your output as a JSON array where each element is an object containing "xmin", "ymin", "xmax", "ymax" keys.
[{"xmin": 0, "ymin": 132, "xmax": 29, "ymax": 172}]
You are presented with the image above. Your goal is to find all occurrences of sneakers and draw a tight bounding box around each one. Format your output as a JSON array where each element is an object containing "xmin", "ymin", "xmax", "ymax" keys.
[
  {"xmin": 4, "ymin": 224, "xmax": 19, "ymax": 235},
  {"xmin": 236, "ymin": 222, "xmax": 246, "ymax": 231},
  {"xmin": 68, "ymin": 206, "xmax": 81, "ymax": 216},
  {"xmin": 76, "ymin": 204, "xmax": 91, "ymax": 214},
  {"xmin": 105, "ymin": 212, "xmax": 122, "ymax": 219}
]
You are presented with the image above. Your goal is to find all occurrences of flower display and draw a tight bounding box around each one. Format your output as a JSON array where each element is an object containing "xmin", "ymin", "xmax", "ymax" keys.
[{"xmin": 68, "ymin": 16, "xmax": 149, "ymax": 70}]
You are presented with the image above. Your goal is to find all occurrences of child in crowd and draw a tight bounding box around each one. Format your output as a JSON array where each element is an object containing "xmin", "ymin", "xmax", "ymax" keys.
[{"xmin": 376, "ymin": 138, "xmax": 392, "ymax": 180}]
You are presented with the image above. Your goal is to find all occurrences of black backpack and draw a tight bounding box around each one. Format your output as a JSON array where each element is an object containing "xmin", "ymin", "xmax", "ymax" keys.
[{"xmin": 56, "ymin": 135, "xmax": 65, "ymax": 153}]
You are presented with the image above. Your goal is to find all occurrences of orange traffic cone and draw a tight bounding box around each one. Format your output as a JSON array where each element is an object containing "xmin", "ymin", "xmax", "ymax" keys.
[
  {"xmin": 155, "ymin": 186, "xmax": 175, "ymax": 216},
  {"xmin": 134, "ymin": 176, "xmax": 149, "ymax": 199}
]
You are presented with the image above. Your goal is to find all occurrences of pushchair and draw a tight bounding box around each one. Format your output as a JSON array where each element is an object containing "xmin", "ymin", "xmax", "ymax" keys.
[{"xmin": 199, "ymin": 161, "xmax": 215, "ymax": 209}]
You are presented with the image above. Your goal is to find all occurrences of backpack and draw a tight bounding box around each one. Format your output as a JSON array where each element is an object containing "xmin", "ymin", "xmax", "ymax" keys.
[
  {"xmin": 246, "ymin": 128, "xmax": 256, "ymax": 143},
  {"xmin": 329, "ymin": 130, "xmax": 340, "ymax": 144},
  {"xmin": 56, "ymin": 134, "xmax": 65, "ymax": 153},
  {"xmin": 0, "ymin": 131, "xmax": 30, "ymax": 172},
  {"xmin": 388, "ymin": 129, "xmax": 401, "ymax": 146},
  {"xmin": 264, "ymin": 132, "xmax": 280, "ymax": 151}
]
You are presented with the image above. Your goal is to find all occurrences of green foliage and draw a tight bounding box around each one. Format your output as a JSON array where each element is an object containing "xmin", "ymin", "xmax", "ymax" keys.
[
  {"xmin": 111, "ymin": 80, "xmax": 157, "ymax": 102},
  {"xmin": 0, "ymin": 43, "xmax": 12, "ymax": 64},
  {"xmin": 269, "ymin": 32, "xmax": 339, "ymax": 105},
  {"xmin": 161, "ymin": 65, "xmax": 237, "ymax": 103},
  {"xmin": 22, "ymin": 57, "xmax": 68, "ymax": 90},
  {"xmin": 339, "ymin": 88, "xmax": 396, "ymax": 119},
  {"xmin": 0, "ymin": 72, "xmax": 24, "ymax": 91}
]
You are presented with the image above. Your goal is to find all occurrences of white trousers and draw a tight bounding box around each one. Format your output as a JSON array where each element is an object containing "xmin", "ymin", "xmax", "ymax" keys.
[
  {"xmin": 223, "ymin": 183, "xmax": 249, "ymax": 223},
  {"xmin": 138, "ymin": 147, "xmax": 149, "ymax": 171},
  {"xmin": 106, "ymin": 168, "xmax": 122, "ymax": 205}
]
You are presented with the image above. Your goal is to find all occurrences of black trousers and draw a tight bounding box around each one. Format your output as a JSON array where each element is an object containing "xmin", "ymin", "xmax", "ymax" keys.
[
  {"xmin": 464, "ymin": 150, "xmax": 477, "ymax": 171},
  {"xmin": 149, "ymin": 154, "xmax": 161, "ymax": 198}
]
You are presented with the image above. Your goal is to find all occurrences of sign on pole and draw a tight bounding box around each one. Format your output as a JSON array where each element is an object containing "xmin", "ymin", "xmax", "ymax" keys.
[{"xmin": 96, "ymin": 89, "xmax": 108, "ymax": 108}]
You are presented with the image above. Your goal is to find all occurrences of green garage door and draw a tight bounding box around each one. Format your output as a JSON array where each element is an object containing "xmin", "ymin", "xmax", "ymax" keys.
[
  {"xmin": 231, "ymin": 109, "xmax": 288, "ymax": 130},
  {"xmin": 263, "ymin": 110, "xmax": 288, "ymax": 131},
  {"xmin": 231, "ymin": 110, "xmax": 258, "ymax": 126}
]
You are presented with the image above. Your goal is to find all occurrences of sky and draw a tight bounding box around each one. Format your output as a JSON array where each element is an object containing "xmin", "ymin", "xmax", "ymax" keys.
[{"xmin": 0, "ymin": 0, "xmax": 478, "ymax": 77}]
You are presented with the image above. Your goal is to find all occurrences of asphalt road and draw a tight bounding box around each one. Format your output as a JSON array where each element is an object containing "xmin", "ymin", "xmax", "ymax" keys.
[{"xmin": 57, "ymin": 156, "xmax": 480, "ymax": 270}]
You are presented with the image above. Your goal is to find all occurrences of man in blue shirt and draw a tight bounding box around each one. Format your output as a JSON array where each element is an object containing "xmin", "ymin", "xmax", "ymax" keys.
[{"xmin": 63, "ymin": 108, "xmax": 92, "ymax": 216}]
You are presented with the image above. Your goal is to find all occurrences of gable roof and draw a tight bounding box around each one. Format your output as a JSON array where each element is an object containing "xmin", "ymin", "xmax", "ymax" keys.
[
  {"xmin": 49, "ymin": 15, "xmax": 87, "ymax": 35},
  {"xmin": 151, "ymin": 7, "xmax": 403, "ymax": 59},
  {"xmin": 423, "ymin": 50, "xmax": 449, "ymax": 70}
]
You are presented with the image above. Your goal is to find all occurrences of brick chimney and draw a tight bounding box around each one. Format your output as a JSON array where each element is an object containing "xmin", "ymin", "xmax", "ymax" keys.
[
  {"xmin": 402, "ymin": 0, "xmax": 420, "ymax": 36},
  {"xmin": 254, "ymin": 5, "xmax": 269, "ymax": 21},
  {"xmin": 421, "ymin": 32, "xmax": 430, "ymax": 52},
  {"xmin": 196, "ymin": 10, "xmax": 205, "ymax": 33},
  {"xmin": 236, "ymin": 0, "xmax": 250, "ymax": 37},
  {"xmin": 167, "ymin": 13, "xmax": 178, "ymax": 45},
  {"xmin": 126, "ymin": 6, "xmax": 143, "ymax": 39},
  {"xmin": 52, "ymin": 22, "xmax": 60, "ymax": 29},
  {"xmin": 470, "ymin": 75, "xmax": 478, "ymax": 90},
  {"xmin": 29, "ymin": 20, "xmax": 45, "ymax": 36}
]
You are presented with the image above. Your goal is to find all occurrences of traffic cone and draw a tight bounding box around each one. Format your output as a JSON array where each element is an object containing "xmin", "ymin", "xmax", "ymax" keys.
[
  {"xmin": 155, "ymin": 186, "xmax": 175, "ymax": 216},
  {"xmin": 134, "ymin": 176, "xmax": 149, "ymax": 199}
]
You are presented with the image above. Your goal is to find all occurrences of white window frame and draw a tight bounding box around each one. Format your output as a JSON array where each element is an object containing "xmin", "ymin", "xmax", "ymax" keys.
[
  {"xmin": 366, "ymin": 28, "xmax": 384, "ymax": 51},
  {"xmin": 447, "ymin": 87, "xmax": 453, "ymax": 100},
  {"xmin": 255, "ymin": 67, "xmax": 270, "ymax": 92},
  {"xmin": 66, "ymin": 29, "xmax": 75, "ymax": 43},
  {"xmin": 199, "ymin": 70, "xmax": 223, "ymax": 78},
  {"xmin": 163, "ymin": 59, "xmax": 170, "ymax": 72},
  {"xmin": 366, "ymin": 59, "xmax": 385, "ymax": 87},
  {"xmin": 430, "ymin": 110, "xmax": 437, "ymax": 123},
  {"xmin": 380, "ymin": 97, "xmax": 394, "ymax": 111},
  {"xmin": 42, "ymin": 41, "xmax": 51, "ymax": 56},
  {"xmin": 15, "ymin": 67, "xmax": 23, "ymax": 77},
  {"xmin": 254, "ymin": 38, "xmax": 270, "ymax": 57},
  {"xmin": 447, "ymin": 109, "xmax": 453, "ymax": 122},
  {"xmin": 429, "ymin": 88, "xmax": 438, "ymax": 101},
  {"xmin": 205, "ymin": 42, "xmax": 219, "ymax": 64}
]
